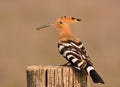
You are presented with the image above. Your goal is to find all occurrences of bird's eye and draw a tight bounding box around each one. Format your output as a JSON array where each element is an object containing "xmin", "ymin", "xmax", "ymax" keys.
[{"xmin": 59, "ymin": 21, "xmax": 63, "ymax": 24}]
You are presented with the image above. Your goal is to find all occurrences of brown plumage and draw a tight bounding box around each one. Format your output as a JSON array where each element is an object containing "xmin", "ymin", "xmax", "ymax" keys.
[{"xmin": 37, "ymin": 16, "xmax": 104, "ymax": 84}]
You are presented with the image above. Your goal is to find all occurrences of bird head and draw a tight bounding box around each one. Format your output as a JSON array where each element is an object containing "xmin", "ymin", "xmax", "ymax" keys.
[{"xmin": 36, "ymin": 16, "xmax": 81, "ymax": 30}]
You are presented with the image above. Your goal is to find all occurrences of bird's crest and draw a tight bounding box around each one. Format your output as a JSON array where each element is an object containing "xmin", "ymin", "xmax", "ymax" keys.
[
  {"xmin": 36, "ymin": 16, "xmax": 81, "ymax": 30},
  {"xmin": 57, "ymin": 16, "xmax": 81, "ymax": 23}
]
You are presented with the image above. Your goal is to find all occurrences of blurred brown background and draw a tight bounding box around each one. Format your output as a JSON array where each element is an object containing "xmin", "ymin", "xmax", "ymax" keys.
[{"xmin": 0, "ymin": 0, "xmax": 120, "ymax": 87}]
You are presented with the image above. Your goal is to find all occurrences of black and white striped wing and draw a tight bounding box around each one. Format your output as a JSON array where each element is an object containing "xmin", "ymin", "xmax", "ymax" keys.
[
  {"xmin": 70, "ymin": 40, "xmax": 92, "ymax": 65},
  {"xmin": 58, "ymin": 40, "xmax": 91, "ymax": 70},
  {"xmin": 58, "ymin": 40, "xmax": 104, "ymax": 84}
]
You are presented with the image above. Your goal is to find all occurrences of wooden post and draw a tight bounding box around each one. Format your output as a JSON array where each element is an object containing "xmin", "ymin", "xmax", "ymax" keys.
[{"xmin": 26, "ymin": 65, "xmax": 90, "ymax": 87}]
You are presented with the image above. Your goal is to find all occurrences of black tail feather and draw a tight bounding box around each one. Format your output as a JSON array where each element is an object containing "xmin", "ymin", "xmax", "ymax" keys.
[
  {"xmin": 89, "ymin": 69, "xmax": 104, "ymax": 84},
  {"xmin": 85, "ymin": 63, "xmax": 105, "ymax": 84}
]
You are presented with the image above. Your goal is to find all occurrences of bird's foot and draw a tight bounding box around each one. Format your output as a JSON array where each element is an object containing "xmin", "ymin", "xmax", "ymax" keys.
[{"xmin": 60, "ymin": 62, "xmax": 71, "ymax": 66}]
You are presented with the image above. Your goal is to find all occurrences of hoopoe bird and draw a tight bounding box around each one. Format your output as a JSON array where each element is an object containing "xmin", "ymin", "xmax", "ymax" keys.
[{"xmin": 37, "ymin": 16, "xmax": 104, "ymax": 84}]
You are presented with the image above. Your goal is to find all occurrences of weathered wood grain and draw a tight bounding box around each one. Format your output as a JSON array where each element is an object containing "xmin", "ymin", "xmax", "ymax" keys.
[{"xmin": 26, "ymin": 65, "xmax": 89, "ymax": 87}]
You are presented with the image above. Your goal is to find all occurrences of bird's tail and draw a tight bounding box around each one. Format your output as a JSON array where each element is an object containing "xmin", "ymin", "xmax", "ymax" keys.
[{"xmin": 85, "ymin": 63, "xmax": 105, "ymax": 84}]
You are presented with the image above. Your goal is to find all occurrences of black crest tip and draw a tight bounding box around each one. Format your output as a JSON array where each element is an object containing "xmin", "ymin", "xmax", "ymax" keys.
[
  {"xmin": 64, "ymin": 16, "xmax": 66, "ymax": 18},
  {"xmin": 71, "ymin": 17, "xmax": 75, "ymax": 20},
  {"xmin": 76, "ymin": 18, "xmax": 81, "ymax": 21}
]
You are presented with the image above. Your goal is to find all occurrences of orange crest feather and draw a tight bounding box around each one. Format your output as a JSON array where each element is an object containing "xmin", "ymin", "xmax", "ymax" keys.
[{"xmin": 57, "ymin": 16, "xmax": 81, "ymax": 23}]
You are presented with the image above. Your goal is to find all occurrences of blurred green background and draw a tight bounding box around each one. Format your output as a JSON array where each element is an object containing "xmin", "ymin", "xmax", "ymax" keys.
[{"xmin": 0, "ymin": 0, "xmax": 120, "ymax": 87}]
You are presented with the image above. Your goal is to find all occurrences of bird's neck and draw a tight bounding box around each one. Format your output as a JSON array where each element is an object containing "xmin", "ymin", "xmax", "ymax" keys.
[
  {"xmin": 58, "ymin": 27, "xmax": 72, "ymax": 38},
  {"xmin": 57, "ymin": 27, "xmax": 79, "ymax": 42}
]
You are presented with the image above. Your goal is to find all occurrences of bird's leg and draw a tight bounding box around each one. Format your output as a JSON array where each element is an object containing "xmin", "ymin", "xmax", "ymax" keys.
[{"xmin": 60, "ymin": 62, "xmax": 71, "ymax": 66}]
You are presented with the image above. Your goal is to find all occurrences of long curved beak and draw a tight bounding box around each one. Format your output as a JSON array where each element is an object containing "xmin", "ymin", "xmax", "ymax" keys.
[{"xmin": 36, "ymin": 24, "xmax": 54, "ymax": 30}]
